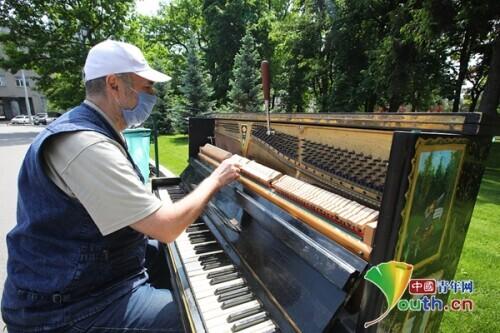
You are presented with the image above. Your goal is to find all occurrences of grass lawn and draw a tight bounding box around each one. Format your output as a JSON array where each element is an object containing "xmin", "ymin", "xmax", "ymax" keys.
[
  {"xmin": 440, "ymin": 142, "xmax": 499, "ymax": 333},
  {"xmin": 150, "ymin": 134, "xmax": 189, "ymax": 176},
  {"xmin": 154, "ymin": 135, "xmax": 499, "ymax": 331}
]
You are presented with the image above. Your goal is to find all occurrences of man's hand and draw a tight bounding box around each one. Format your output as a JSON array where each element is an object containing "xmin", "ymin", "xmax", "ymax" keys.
[
  {"xmin": 132, "ymin": 157, "xmax": 241, "ymax": 243},
  {"xmin": 209, "ymin": 158, "xmax": 241, "ymax": 189}
]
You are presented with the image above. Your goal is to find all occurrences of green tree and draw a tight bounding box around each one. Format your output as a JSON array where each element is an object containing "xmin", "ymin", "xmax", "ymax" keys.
[
  {"xmin": 202, "ymin": 0, "xmax": 264, "ymax": 103},
  {"xmin": 229, "ymin": 31, "xmax": 262, "ymax": 113},
  {"xmin": 0, "ymin": 0, "xmax": 135, "ymax": 110},
  {"xmin": 479, "ymin": 28, "xmax": 500, "ymax": 115},
  {"xmin": 126, "ymin": 15, "xmax": 177, "ymax": 134},
  {"xmin": 269, "ymin": 6, "xmax": 316, "ymax": 112},
  {"xmin": 145, "ymin": 0, "xmax": 205, "ymax": 91},
  {"xmin": 330, "ymin": 0, "xmax": 453, "ymax": 113},
  {"xmin": 173, "ymin": 40, "xmax": 213, "ymax": 133},
  {"xmin": 329, "ymin": 0, "xmax": 390, "ymax": 112},
  {"xmin": 144, "ymin": 82, "xmax": 174, "ymax": 134}
]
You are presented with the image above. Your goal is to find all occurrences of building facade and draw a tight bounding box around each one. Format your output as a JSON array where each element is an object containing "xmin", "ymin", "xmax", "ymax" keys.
[{"xmin": 0, "ymin": 69, "xmax": 47, "ymax": 120}]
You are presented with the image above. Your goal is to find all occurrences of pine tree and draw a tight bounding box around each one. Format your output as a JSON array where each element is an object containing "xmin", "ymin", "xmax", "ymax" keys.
[
  {"xmin": 144, "ymin": 83, "xmax": 174, "ymax": 134},
  {"xmin": 173, "ymin": 39, "xmax": 213, "ymax": 133},
  {"xmin": 229, "ymin": 31, "xmax": 262, "ymax": 113}
]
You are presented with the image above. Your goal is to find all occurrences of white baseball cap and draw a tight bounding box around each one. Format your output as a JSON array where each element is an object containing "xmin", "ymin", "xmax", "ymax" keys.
[{"xmin": 83, "ymin": 40, "xmax": 171, "ymax": 82}]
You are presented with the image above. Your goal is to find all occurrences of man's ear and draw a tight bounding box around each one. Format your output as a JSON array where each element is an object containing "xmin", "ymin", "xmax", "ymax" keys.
[{"xmin": 106, "ymin": 74, "xmax": 119, "ymax": 91}]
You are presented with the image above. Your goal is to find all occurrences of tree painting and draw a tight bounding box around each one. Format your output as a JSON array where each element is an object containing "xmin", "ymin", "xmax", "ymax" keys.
[{"xmin": 401, "ymin": 147, "xmax": 464, "ymax": 267}]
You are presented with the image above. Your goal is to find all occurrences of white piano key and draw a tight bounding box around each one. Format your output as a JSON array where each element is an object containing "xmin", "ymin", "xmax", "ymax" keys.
[
  {"xmin": 188, "ymin": 259, "xmax": 231, "ymax": 269},
  {"xmin": 195, "ymin": 285, "xmax": 251, "ymax": 313},
  {"xmin": 185, "ymin": 260, "xmax": 234, "ymax": 276},
  {"xmin": 194, "ymin": 297, "xmax": 225, "ymax": 312},
  {"xmin": 202, "ymin": 300, "xmax": 261, "ymax": 323},
  {"xmin": 188, "ymin": 265, "xmax": 235, "ymax": 279},
  {"xmin": 195, "ymin": 287, "xmax": 250, "ymax": 305},
  {"xmin": 237, "ymin": 320, "xmax": 276, "ymax": 333},
  {"xmin": 192, "ymin": 278, "xmax": 245, "ymax": 300},
  {"xmin": 178, "ymin": 248, "xmax": 212, "ymax": 263},
  {"xmin": 190, "ymin": 274, "xmax": 241, "ymax": 293},
  {"xmin": 186, "ymin": 229, "xmax": 211, "ymax": 235},
  {"xmin": 182, "ymin": 251, "xmax": 225, "ymax": 264}
]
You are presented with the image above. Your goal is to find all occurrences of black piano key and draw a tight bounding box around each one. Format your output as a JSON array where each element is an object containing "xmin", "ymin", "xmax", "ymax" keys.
[
  {"xmin": 193, "ymin": 243, "xmax": 218, "ymax": 253},
  {"xmin": 189, "ymin": 232, "xmax": 213, "ymax": 238},
  {"xmin": 207, "ymin": 267, "xmax": 236, "ymax": 279},
  {"xmin": 200, "ymin": 252, "xmax": 226, "ymax": 260},
  {"xmin": 186, "ymin": 226, "xmax": 208, "ymax": 233},
  {"xmin": 186, "ymin": 222, "xmax": 206, "ymax": 229},
  {"xmin": 198, "ymin": 252, "xmax": 226, "ymax": 263},
  {"xmin": 231, "ymin": 312, "xmax": 269, "ymax": 332},
  {"xmin": 188, "ymin": 232, "xmax": 210, "ymax": 238},
  {"xmin": 200, "ymin": 256, "xmax": 226, "ymax": 265},
  {"xmin": 189, "ymin": 234, "xmax": 212, "ymax": 241},
  {"xmin": 214, "ymin": 281, "xmax": 246, "ymax": 296},
  {"xmin": 227, "ymin": 304, "xmax": 263, "ymax": 323},
  {"xmin": 203, "ymin": 260, "xmax": 231, "ymax": 270},
  {"xmin": 193, "ymin": 241, "xmax": 217, "ymax": 250},
  {"xmin": 217, "ymin": 287, "xmax": 250, "ymax": 302},
  {"xmin": 210, "ymin": 272, "xmax": 240, "ymax": 285},
  {"xmin": 188, "ymin": 228, "xmax": 209, "ymax": 234},
  {"xmin": 188, "ymin": 230, "xmax": 210, "ymax": 238},
  {"xmin": 190, "ymin": 237, "xmax": 215, "ymax": 244},
  {"xmin": 186, "ymin": 224, "xmax": 208, "ymax": 230},
  {"xmin": 221, "ymin": 293, "xmax": 254, "ymax": 310},
  {"xmin": 195, "ymin": 247, "xmax": 219, "ymax": 255},
  {"xmin": 193, "ymin": 244, "xmax": 217, "ymax": 251},
  {"xmin": 194, "ymin": 244, "xmax": 220, "ymax": 253}
]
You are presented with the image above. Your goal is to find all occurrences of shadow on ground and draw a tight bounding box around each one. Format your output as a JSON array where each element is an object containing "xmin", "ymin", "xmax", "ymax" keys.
[
  {"xmin": 0, "ymin": 131, "xmax": 40, "ymax": 147},
  {"xmin": 170, "ymin": 136, "xmax": 188, "ymax": 145}
]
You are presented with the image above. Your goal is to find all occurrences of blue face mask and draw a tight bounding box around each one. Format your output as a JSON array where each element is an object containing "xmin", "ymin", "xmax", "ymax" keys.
[{"xmin": 121, "ymin": 89, "xmax": 157, "ymax": 128}]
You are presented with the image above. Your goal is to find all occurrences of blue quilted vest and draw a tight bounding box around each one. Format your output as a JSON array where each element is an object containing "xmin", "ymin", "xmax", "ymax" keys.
[{"xmin": 1, "ymin": 103, "xmax": 148, "ymax": 330}]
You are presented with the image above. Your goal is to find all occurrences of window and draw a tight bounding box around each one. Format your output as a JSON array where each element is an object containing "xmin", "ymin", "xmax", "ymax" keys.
[
  {"xmin": 15, "ymin": 76, "xmax": 30, "ymax": 87},
  {"xmin": 0, "ymin": 75, "xmax": 6, "ymax": 87}
]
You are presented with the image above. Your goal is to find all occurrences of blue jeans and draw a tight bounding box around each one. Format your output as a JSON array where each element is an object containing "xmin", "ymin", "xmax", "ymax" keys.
[
  {"xmin": 70, "ymin": 240, "xmax": 182, "ymax": 332},
  {"xmin": 71, "ymin": 283, "xmax": 183, "ymax": 332},
  {"xmin": 4, "ymin": 240, "xmax": 183, "ymax": 332}
]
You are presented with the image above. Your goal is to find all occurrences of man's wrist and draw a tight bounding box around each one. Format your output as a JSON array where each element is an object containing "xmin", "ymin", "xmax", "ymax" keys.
[{"xmin": 205, "ymin": 174, "xmax": 223, "ymax": 192}]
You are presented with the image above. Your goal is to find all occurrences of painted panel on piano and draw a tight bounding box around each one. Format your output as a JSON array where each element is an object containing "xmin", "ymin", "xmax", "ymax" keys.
[{"xmin": 379, "ymin": 136, "xmax": 491, "ymax": 333}]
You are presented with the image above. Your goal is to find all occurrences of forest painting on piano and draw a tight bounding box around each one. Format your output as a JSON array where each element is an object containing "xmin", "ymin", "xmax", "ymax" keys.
[
  {"xmin": 397, "ymin": 141, "xmax": 466, "ymax": 270},
  {"xmin": 378, "ymin": 136, "xmax": 490, "ymax": 333}
]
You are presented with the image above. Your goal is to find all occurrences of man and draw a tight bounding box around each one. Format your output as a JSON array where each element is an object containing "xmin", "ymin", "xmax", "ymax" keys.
[{"xmin": 1, "ymin": 40, "xmax": 240, "ymax": 332}]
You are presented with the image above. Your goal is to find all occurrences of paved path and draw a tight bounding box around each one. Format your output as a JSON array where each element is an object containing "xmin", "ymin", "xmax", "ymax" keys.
[{"xmin": 0, "ymin": 124, "xmax": 43, "ymax": 328}]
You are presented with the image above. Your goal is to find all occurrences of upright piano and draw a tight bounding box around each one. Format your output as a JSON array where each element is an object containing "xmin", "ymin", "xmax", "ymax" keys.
[{"xmin": 152, "ymin": 112, "xmax": 498, "ymax": 333}]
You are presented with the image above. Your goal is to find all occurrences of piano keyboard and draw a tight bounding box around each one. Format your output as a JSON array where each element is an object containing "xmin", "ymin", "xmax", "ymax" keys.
[{"xmin": 157, "ymin": 186, "xmax": 278, "ymax": 333}]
